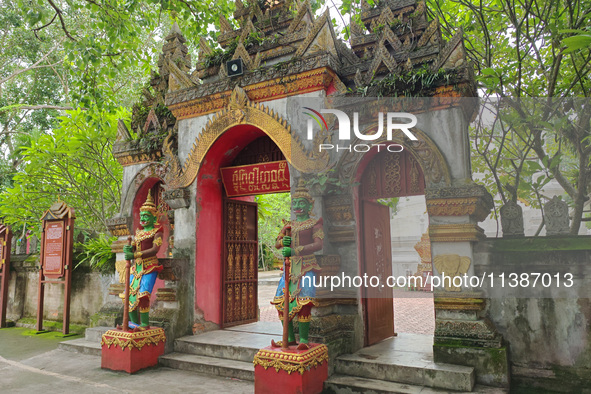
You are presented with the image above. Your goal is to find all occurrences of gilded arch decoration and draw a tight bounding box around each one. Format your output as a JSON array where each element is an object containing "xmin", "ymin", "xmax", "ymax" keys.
[
  {"xmin": 337, "ymin": 125, "xmax": 452, "ymax": 188},
  {"xmin": 163, "ymin": 86, "xmax": 331, "ymax": 189},
  {"xmin": 122, "ymin": 162, "xmax": 168, "ymax": 216}
]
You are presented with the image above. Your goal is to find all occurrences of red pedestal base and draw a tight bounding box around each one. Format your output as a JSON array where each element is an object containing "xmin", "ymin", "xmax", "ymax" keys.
[
  {"xmin": 101, "ymin": 327, "xmax": 165, "ymax": 374},
  {"xmin": 254, "ymin": 343, "xmax": 328, "ymax": 394}
]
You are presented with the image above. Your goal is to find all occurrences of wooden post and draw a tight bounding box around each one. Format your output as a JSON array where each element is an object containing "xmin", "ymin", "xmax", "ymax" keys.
[
  {"xmin": 36, "ymin": 225, "xmax": 46, "ymax": 332},
  {"xmin": 0, "ymin": 224, "xmax": 12, "ymax": 328},
  {"xmin": 62, "ymin": 216, "xmax": 75, "ymax": 335},
  {"xmin": 122, "ymin": 236, "xmax": 132, "ymax": 331},
  {"xmin": 282, "ymin": 227, "xmax": 291, "ymax": 350}
]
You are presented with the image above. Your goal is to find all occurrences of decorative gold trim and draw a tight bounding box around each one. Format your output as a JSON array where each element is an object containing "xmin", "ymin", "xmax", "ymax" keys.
[
  {"xmin": 101, "ymin": 328, "xmax": 166, "ymax": 351},
  {"xmin": 253, "ymin": 344, "xmax": 328, "ymax": 374},
  {"xmin": 167, "ymin": 67, "xmax": 339, "ymax": 120},
  {"xmin": 429, "ymin": 223, "xmax": 485, "ymax": 242},
  {"xmin": 163, "ymin": 85, "xmax": 331, "ymax": 189},
  {"xmin": 426, "ymin": 197, "xmax": 491, "ymax": 221},
  {"xmin": 434, "ymin": 297, "xmax": 485, "ymax": 311}
]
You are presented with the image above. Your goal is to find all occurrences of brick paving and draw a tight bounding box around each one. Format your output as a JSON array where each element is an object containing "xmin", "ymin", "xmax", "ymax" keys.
[{"xmin": 257, "ymin": 273, "xmax": 435, "ymax": 336}]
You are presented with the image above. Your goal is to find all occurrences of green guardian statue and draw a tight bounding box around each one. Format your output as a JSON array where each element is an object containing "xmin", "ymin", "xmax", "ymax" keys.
[
  {"xmin": 271, "ymin": 180, "xmax": 324, "ymax": 350},
  {"xmin": 122, "ymin": 191, "xmax": 163, "ymax": 331}
]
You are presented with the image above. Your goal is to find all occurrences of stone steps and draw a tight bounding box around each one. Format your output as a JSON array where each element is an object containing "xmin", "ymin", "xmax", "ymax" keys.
[
  {"xmin": 325, "ymin": 375, "xmax": 507, "ymax": 394},
  {"xmin": 58, "ymin": 338, "xmax": 102, "ymax": 356},
  {"xmin": 58, "ymin": 326, "xmax": 111, "ymax": 356},
  {"xmin": 161, "ymin": 323, "xmax": 281, "ymax": 381},
  {"xmin": 172, "ymin": 328, "xmax": 276, "ymax": 363},
  {"xmin": 334, "ymin": 353, "xmax": 475, "ymax": 392},
  {"xmin": 159, "ymin": 352, "xmax": 254, "ymax": 381}
]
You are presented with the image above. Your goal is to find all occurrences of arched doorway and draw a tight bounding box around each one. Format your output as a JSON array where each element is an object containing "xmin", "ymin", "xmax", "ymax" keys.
[
  {"xmin": 357, "ymin": 148, "xmax": 426, "ymax": 346},
  {"xmin": 194, "ymin": 125, "xmax": 290, "ymax": 327}
]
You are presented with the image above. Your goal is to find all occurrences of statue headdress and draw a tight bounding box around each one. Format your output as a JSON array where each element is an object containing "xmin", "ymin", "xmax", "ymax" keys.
[
  {"xmin": 292, "ymin": 179, "xmax": 314, "ymax": 205},
  {"xmin": 140, "ymin": 190, "xmax": 158, "ymax": 215}
]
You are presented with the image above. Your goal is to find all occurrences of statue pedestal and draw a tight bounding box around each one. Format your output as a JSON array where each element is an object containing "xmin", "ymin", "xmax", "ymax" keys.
[
  {"xmin": 254, "ymin": 344, "xmax": 328, "ymax": 394},
  {"xmin": 101, "ymin": 327, "xmax": 166, "ymax": 373}
]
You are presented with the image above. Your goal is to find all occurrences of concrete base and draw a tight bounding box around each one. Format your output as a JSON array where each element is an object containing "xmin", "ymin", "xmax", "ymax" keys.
[
  {"xmin": 254, "ymin": 344, "xmax": 328, "ymax": 394},
  {"xmin": 433, "ymin": 342, "xmax": 510, "ymax": 388},
  {"xmin": 101, "ymin": 327, "xmax": 165, "ymax": 374}
]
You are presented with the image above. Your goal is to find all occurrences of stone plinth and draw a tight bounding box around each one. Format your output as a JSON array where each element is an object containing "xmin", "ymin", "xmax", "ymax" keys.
[
  {"xmin": 433, "ymin": 295, "xmax": 509, "ymax": 388},
  {"xmin": 254, "ymin": 344, "xmax": 328, "ymax": 394},
  {"xmin": 101, "ymin": 327, "xmax": 165, "ymax": 373}
]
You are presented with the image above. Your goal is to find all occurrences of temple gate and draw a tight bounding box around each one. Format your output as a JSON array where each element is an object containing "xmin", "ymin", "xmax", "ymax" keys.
[{"xmin": 104, "ymin": 0, "xmax": 510, "ymax": 389}]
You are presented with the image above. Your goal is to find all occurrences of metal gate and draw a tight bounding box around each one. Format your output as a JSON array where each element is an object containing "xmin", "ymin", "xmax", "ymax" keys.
[{"xmin": 222, "ymin": 199, "xmax": 258, "ymax": 327}]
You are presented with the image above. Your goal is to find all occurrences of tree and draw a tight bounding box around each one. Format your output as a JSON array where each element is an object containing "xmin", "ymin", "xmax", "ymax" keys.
[
  {"xmin": 427, "ymin": 0, "xmax": 591, "ymax": 233},
  {"xmin": 256, "ymin": 193, "xmax": 291, "ymax": 269},
  {"xmin": 0, "ymin": 107, "xmax": 125, "ymax": 235},
  {"xmin": 0, "ymin": 0, "xmax": 234, "ymax": 234}
]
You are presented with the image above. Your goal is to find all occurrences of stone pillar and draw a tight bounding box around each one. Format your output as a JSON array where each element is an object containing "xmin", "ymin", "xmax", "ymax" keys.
[{"xmin": 426, "ymin": 183, "xmax": 510, "ymax": 388}]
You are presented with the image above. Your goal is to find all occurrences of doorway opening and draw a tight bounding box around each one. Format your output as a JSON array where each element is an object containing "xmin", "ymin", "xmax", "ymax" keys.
[
  {"xmin": 358, "ymin": 148, "xmax": 434, "ymax": 346},
  {"xmin": 219, "ymin": 136, "xmax": 290, "ymax": 327}
]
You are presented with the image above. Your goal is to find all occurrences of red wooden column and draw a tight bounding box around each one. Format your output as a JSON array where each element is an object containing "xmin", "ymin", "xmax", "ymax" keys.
[
  {"xmin": 0, "ymin": 224, "xmax": 12, "ymax": 328},
  {"xmin": 36, "ymin": 201, "xmax": 75, "ymax": 335}
]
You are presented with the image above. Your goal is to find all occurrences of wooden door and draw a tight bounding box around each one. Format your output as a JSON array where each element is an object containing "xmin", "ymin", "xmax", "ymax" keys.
[
  {"xmin": 362, "ymin": 200, "xmax": 394, "ymax": 345},
  {"xmin": 222, "ymin": 199, "xmax": 258, "ymax": 327}
]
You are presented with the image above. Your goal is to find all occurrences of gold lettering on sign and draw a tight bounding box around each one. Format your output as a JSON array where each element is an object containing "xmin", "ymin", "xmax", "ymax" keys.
[{"xmin": 221, "ymin": 161, "xmax": 290, "ymax": 197}]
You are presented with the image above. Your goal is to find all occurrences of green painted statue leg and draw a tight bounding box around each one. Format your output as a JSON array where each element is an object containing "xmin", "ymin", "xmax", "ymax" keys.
[
  {"xmin": 129, "ymin": 309, "xmax": 139, "ymax": 325},
  {"xmin": 140, "ymin": 312, "xmax": 150, "ymax": 327},
  {"xmin": 298, "ymin": 321, "xmax": 310, "ymax": 344},
  {"xmin": 288, "ymin": 320, "xmax": 296, "ymax": 343}
]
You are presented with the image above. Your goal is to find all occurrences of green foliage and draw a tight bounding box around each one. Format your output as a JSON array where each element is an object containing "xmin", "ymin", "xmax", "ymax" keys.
[
  {"xmin": 0, "ymin": 107, "xmax": 125, "ymax": 235},
  {"xmin": 255, "ymin": 193, "xmax": 291, "ymax": 270},
  {"xmin": 363, "ymin": 66, "xmax": 452, "ymax": 97},
  {"xmin": 428, "ymin": 0, "xmax": 591, "ymax": 233},
  {"xmin": 377, "ymin": 197, "xmax": 400, "ymax": 216},
  {"xmin": 202, "ymin": 38, "xmax": 238, "ymax": 69},
  {"xmin": 75, "ymin": 233, "xmax": 117, "ymax": 273}
]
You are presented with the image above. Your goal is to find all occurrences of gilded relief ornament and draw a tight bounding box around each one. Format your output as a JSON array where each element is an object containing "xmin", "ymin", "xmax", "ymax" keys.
[
  {"xmin": 162, "ymin": 85, "xmax": 331, "ymax": 189},
  {"xmin": 433, "ymin": 254, "xmax": 471, "ymax": 292}
]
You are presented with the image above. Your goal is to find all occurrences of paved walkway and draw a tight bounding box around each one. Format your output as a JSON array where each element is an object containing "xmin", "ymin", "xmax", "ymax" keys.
[
  {"xmin": 258, "ymin": 270, "xmax": 435, "ymax": 335},
  {"xmin": 0, "ymin": 327, "xmax": 254, "ymax": 393}
]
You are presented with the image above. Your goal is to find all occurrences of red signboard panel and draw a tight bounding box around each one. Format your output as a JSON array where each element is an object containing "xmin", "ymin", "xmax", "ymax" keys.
[
  {"xmin": 220, "ymin": 160, "xmax": 290, "ymax": 197},
  {"xmin": 43, "ymin": 221, "xmax": 65, "ymax": 278}
]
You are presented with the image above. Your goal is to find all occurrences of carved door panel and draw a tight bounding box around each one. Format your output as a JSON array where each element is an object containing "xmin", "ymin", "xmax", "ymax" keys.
[
  {"xmin": 361, "ymin": 150, "xmax": 425, "ymax": 200},
  {"xmin": 222, "ymin": 199, "xmax": 258, "ymax": 327},
  {"xmin": 362, "ymin": 200, "xmax": 394, "ymax": 346}
]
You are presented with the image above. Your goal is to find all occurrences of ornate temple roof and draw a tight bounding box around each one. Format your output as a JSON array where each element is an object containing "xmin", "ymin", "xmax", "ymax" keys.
[
  {"xmin": 113, "ymin": 0, "xmax": 476, "ymax": 168},
  {"xmin": 156, "ymin": 0, "xmax": 475, "ymax": 117}
]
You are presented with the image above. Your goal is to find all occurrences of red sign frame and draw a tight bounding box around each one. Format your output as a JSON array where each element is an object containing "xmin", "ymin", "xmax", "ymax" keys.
[
  {"xmin": 36, "ymin": 202, "xmax": 75, "ymax": 335},
  {"xmin": 41, "ymin": 221, "xmax": 66, "ymax": 278},
  {"xmin": 220, "ymin": 160, "xmax": 290, "ymax": 197}
]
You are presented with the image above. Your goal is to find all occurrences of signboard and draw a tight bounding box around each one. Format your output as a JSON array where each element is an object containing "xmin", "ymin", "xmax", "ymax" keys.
[
  {"xmin": 37, "ymin": 201, "xmax": 75, "ymax": 335},
  {"xmin": 42, "ymin": 221, "xmax": 65, "ymax": 278},
  {"xmin": 220, "ymin": 160, "xmax": 290, "ymax": 197}
]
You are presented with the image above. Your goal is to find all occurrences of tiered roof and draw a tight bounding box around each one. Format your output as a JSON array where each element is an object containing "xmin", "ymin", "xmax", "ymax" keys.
[{"xmin": 160, "ymin": 0, "xmax": 474, "ymax": 110}]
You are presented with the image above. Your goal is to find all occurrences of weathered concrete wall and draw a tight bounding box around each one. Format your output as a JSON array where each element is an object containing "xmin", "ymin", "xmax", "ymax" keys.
[
  {"xmin": 474, "ymin": 238, "xmax": 591, "ymax": 391},
  {"xmin": 5, "ymin": 254, "xmax": 116, "ymax": 325}
]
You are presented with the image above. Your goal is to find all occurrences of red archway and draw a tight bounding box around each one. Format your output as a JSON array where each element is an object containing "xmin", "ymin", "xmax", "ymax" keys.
[{"xmin": 194, "ymin": 124, "xmax": 289, "ymax": 326}]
